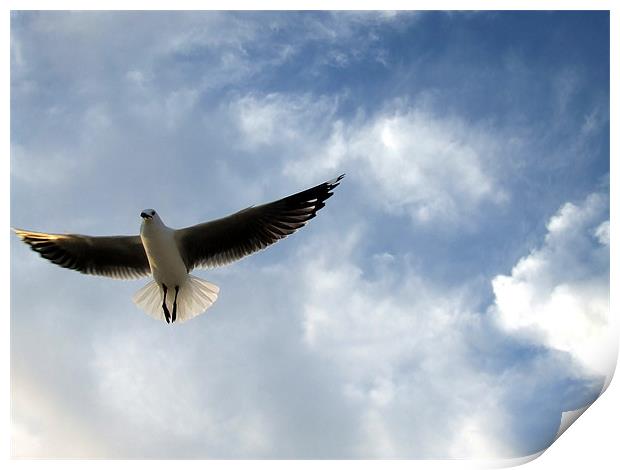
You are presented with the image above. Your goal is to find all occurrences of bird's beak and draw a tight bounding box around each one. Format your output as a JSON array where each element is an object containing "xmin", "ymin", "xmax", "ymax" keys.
[{"xmin": 140, "ymin": 212, "xmax": 152, "ymax": 220}]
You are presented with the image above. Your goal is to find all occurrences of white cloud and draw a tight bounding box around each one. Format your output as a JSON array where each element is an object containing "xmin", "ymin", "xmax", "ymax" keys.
[
  {"xmin": 294, "ymin": 226, "xmax": 513, "ymax": 458},
  {"xmin": 231, "ymin": 92, "xmax": 507, "ymax": 226},
  {"xmin": 329, "ymin": 109, "xmax": 507, "ymax": 225},
  {"xmin": 490, "ymin": 192, "xmax": 611, "ymax": 380},
  {"xmin": 594, "ymin": 220, "xmax": 610, "ymax": 246},
  {"xmin": 230, "ymin": 93, "xmax": 339, "ymax": 150}
]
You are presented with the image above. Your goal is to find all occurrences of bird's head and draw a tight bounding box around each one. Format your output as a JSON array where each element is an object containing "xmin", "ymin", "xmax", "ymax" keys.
[{"xmin": 140, "ymin": 209, "xmax": 157, "ymax": 221}]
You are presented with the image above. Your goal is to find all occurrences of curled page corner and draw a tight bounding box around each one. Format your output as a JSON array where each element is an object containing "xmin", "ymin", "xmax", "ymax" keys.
[
  {"xmin": 555, "ymin": 405, "xmax": 590, "ymax": 441},
  {"xmin": 490, "ymin": 326, "xmax": 617, "ymax": 468}
]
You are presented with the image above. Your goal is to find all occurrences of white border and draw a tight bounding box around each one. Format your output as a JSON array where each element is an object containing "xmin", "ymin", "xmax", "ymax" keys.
[{"xmin": 3, "ymin": 1, "xmax": 617, "ymax": 469}]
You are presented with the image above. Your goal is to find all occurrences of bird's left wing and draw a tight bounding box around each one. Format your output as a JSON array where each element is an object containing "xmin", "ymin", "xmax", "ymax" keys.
[
  {"xmin": 175, "ymin": 174, "xmax": 344, "ymax": 271},
  {"xmin": 13, "ymin": 229, "xmax": 151, "ymax": 279}
]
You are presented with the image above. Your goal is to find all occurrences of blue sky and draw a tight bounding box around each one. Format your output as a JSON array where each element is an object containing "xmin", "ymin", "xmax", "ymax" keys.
[{"xmin": 10, "ymin": 11, "xmax": 610, "ymax": 459}]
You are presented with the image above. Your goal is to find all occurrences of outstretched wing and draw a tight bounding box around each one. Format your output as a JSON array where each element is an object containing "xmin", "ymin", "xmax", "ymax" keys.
[
  {"xmin": 175, "ymin": 174, "xmax": 344, "ymax": 271},
  {"xmin": 13, "ymin": 229, "xmax": 151, "ymax": 279}
]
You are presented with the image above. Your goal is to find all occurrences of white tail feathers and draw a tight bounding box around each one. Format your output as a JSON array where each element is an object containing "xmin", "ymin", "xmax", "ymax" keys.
[{"xmin": 132, "ymin": 275, "xmax": 220, "ymax": 323}]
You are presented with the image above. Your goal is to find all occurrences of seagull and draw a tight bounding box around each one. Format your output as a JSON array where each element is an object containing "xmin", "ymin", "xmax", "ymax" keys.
[{"xmin": 14, "ymin": 174, "xmax": 344, "ymax": 324}]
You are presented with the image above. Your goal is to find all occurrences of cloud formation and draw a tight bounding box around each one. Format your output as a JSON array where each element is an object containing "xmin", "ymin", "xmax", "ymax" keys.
[
  {"xmin": 491, "ymin": 192, "xmax": 611, "ymax": 380},
  {"xmin": 229, "ymin": 91, "xmax": 508, "ymax": 226},
  {"xmin": 295, "ymin": 227, "xmax": 515, "ymax": 458}
]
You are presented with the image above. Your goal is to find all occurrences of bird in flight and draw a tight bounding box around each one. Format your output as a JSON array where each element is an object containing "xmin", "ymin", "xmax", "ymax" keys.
[{"xmin": 14, "ymin": 175, "xmax": 344, "ymax": 324}]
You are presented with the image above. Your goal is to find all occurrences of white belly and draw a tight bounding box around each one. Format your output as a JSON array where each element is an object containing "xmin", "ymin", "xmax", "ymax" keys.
[{"xmin": 140, "ymin": 227, "xmax": 188, "ymax": 288}]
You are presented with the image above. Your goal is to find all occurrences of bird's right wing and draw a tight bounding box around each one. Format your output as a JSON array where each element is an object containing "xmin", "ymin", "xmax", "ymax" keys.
[
  {"xmin": 175, "ymin": 175, "xmax": 344, "ymax": 271},
  {"xmin": 13, "ymin": 229, "xmax": 151, "ymax": 279}
]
